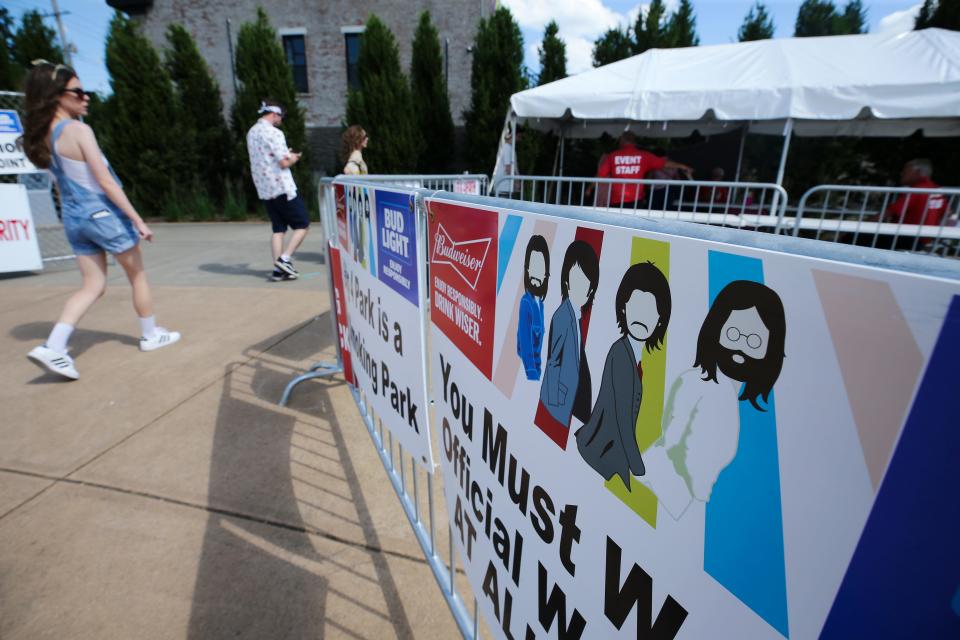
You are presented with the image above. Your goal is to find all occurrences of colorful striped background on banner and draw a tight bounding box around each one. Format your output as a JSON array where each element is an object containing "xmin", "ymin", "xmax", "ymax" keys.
[
  {"xmin": 604, "ymin": 236, "xmax": 670, "ymax": 527},
  {"xmin": 703, "ymin": 250, "xmax": 789, "ymax": 637}
]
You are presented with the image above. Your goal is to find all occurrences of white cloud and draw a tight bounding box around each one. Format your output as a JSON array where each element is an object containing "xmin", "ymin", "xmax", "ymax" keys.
[
  {"xmin": 504, "ymin": 0, "xmax": 626, "ymax": 39},
  {"xmin": 877, "ymin": 3, "xmax": 922, "ymax": 34},
  {"xmin": 507, "ymin": 0, "xmax": 680, "ymax": 78},
  {"xmin": 566, "ymin": 36, "xmax": 598, "ymax": 75}
]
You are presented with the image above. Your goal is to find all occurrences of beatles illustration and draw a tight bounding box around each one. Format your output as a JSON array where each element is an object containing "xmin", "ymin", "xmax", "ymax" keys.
[
  {"xmin": 530, "ymin": 239, "xmax": 599, "ymax": 448},
  {"xmin": 515, "ymin": 234, "xmax": 786, "ymax": 518}
]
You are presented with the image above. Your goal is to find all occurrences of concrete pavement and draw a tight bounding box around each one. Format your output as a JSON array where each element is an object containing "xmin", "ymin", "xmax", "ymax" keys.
[{"xmin": 0, "ymin": 223, "xmax": 462, "ymax": 639}]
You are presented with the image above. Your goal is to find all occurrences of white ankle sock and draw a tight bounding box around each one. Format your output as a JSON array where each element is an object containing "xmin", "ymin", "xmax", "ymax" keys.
[
  {"xmin": 46, "ymin": 322, "xmax": 74, "ymax": 353},
  {"xmin": 280, "ymin": 254, "xmax": 290, "ymax": 262},
  {"xmin": 140, "ymin": 315, "xmax": 157, "ymax": 339}
]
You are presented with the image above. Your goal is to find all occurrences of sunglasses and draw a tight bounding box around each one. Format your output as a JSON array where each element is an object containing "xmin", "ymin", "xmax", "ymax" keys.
[{"xmin": 62, "ymin": 87, "xmax": 91, "ymax": 100}]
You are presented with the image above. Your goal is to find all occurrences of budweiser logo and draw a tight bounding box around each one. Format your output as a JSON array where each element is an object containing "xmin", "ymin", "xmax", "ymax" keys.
[{"xmin": 431, "ymin": 223, "xmax": 490, "ymax": 290}]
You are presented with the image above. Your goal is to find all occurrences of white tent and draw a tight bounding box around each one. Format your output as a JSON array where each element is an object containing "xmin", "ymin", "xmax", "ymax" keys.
[{"xmin": 501, "ymin": 29, "xmax": 960, "ymax": 183}]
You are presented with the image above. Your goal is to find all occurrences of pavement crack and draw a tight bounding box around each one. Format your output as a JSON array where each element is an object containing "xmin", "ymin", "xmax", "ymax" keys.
[
  {"xmin": 63, "ymin": 315, "xmax": 318, "ymax": 481},
  {"xmin": 0, "ymin": 467, "xmax": 432, "ymax": 567},
  {"xmin": 0, "ymin": 316, "xmax": 315, "ymax": 523}
]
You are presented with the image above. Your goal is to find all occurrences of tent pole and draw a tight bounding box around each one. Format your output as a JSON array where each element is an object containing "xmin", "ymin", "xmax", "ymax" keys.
[
  {"xmin": 551, "ymin": 130, "xmax": 562, "ymax": 177},
  {"xmin": 558, "ymin": 130, "xmax": 566, "ymax": 177},
  {"xmin": 490, "ymin": 110, "xmax": 514, "ymax": 194},
  {"xmin": 775, "ymin": 118, "xmax": 793, "ymax": 186},
  {"xmin": 734, "ymin": 125, "xmax": 747, "ymax": 182}
]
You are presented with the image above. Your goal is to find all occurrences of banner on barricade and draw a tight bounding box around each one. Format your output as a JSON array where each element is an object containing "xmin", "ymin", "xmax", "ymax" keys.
[
  {"xmin": 333, "ymin": 180, "xmax": 434, "ymax": 469},
  {"xmin": 426, "ymin": 195, "xmax": 959, "ymax": 639}
]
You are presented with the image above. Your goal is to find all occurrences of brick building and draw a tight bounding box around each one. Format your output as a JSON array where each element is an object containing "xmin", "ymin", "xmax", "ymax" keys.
[{"xmin": 106, "ymin": 0, "xmax": 496, "ymax": 172}]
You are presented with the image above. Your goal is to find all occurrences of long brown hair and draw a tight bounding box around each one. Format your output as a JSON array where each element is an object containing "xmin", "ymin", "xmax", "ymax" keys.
[
  {"xmin": 22, "ymin": 61, "xmax": 77, "ymax": 169},
  {"xmin": 340, "ymin": 125, "xmax": 366, "ymax": 164}
]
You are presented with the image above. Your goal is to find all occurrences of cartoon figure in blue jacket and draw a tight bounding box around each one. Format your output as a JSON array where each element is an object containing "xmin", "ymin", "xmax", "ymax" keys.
[{"xmin": 517, "ymin": 235, "xmax": 550, "ymax": 380}]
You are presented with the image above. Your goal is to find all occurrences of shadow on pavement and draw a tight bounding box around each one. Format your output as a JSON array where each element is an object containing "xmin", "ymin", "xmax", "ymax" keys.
[
  {"xmin": 186, "ymin": 316, "xmax": 415, "ymax": 639},
  {"xmin": 11, "ymin": 321, "xmax": 139, "ymax": 362},
  {"xmin": 197, "ymin": 262, "xmax": 272, "ymax": 281},
  {"xmin": 292, "ymin": 251, "xmax": 326, "ymax": 265}
]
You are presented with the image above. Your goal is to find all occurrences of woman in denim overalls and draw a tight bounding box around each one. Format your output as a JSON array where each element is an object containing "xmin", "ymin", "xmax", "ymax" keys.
[{"xmin": 22, "ymin": 62, "xmax": 180, "ymax": 380}]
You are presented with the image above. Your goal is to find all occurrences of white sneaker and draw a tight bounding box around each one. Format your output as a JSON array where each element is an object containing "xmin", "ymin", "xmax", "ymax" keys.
[
  {"xmin": 27, "ymin": 345, "xmax": 79, "ymax": 380},
  {"xmin": 140, "ymin": 327, "xmax": 181, "ymax": 352}
]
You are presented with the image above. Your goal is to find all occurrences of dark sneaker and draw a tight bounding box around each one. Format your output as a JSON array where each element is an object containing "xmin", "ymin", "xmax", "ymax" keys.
[
  {"xmin": 270, "ymin": 269, "xmax": 297, "ymax": 281},
  {"xmin": 275, "ymin": 257, "xmax": 299, "ymax": 277}
]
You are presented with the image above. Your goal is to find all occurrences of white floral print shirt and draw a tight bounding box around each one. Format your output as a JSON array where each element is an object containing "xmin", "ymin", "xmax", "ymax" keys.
[{"xmin": 246, "ymin": 118, "xmax": 298, "ymax": 201}]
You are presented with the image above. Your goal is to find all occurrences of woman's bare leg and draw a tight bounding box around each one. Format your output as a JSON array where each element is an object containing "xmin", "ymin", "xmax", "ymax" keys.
[
  {"xmin": 114, "ymin": 245, "xmax": 154, "ymax": 318},
  {"xmin": 57, "ymin": 252, "xmax": 108, "ymax": 326}
]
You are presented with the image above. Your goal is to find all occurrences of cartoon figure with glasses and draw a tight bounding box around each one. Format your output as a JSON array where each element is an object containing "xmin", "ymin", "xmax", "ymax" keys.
[{"xmin": 641, "ymin": 280, "xmax": 786, "ymax": 519}]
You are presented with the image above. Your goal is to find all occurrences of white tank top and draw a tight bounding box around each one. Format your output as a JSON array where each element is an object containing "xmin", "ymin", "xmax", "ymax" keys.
[{"xmin": 54, "ymin": 142, "xmax": 107, "ymax": 194}]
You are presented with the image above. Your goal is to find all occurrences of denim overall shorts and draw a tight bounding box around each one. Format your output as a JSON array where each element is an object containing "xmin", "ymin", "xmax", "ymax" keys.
[{"xmin": 48, "ymin": 120, "xmax": 139, "ymax": 256}]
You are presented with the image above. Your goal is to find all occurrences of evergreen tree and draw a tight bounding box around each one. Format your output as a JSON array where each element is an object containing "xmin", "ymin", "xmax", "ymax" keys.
[
  {"xmin": 836, "ymin": 0, "xmax": 867, "ymax": 34},
  {"xmin": 12, "ymin": 10, "xmax": 63, "ymax": 69},
  {"xmin": 231, "ymin": 8, "xmax": 308, "ymax": 201},
  {"xmin": 915, "ymin": 0, "xmax": 936, "ymax": 28},
  {"xmin": 104, "ymin": 12, "xmax": 192, "ymax": 216},
  {"xmin": 592, "ymin": 27, "xmax": 633, "ymax": 66},
  {"xmin": 538, "ymin": 21, "xmax": 567, "ymax": 85},
  {"xmin": 0, "ymin": 8, "xmax": 18, "ymax": 90},
  {"xmin": 345, "ymin": 15, "xmax": 422, "ymax": 173},
  {"xmin": 794, "ymin": 0, "xmax": 839, "ymax": 37},
  {"xmin": 463, "ymin": 7, "xmax": 525, "ymax": 173},
  {"xmin": 934, "ymin": 0, "xmax": 960, "ymax": 29},
  {"xmin": 410, "ymin": 11, "xmax": 454, "ymax": 172},
  {"xmin": 165, "ymin": 24, "xmax": 233, "ymax": 201},
  {"xmin": 634, "ymin": 0, "xmax": 668, "ymax": 54},
  {"xmin": 917, "ymin": 0, "xmax": 960, "ymax": 29},
  {"xmin": 666, "ymin": 0, "xmax": 700, "ymax": 47},
  {"xmin": 738, "ymin": 2, "xmax": 776, "ymax": 41}
]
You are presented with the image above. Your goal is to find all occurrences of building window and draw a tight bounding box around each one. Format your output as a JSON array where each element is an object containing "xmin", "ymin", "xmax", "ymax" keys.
[
  {"xmin": 282, "ymin": 34, "xmax": 308, "ymax": 93},
  {"xmin": 345, "ymin": 32, "xmax": 362, "ymax": 90}
]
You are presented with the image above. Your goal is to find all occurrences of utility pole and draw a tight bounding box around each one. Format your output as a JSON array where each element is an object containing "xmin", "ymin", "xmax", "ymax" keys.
[{"xmin": 49, "ymin": 0, "xmax": 74, "ymax": 67}]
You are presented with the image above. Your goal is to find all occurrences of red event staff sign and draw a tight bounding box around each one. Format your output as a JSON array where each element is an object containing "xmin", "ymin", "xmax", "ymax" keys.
[{"xmin": 428, "ymin": 200, "xmax": 498, "ymax": 379}]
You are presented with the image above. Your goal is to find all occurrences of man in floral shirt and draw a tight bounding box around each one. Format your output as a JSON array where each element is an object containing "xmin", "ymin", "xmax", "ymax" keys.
[{"xmin": 246, "ymin": 99, "xmax": 310, "ymax": 281}]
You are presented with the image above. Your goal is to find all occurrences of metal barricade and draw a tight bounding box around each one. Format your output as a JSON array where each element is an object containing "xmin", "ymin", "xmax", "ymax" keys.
[
  {"xmin": 793, "ymin": 185, "xmax": 960, "ymax": 258},
  {"xmin": 1, "ymin": 90, "xmax": 75, "ymax": 265},
  {"xmin": 282, "ymin": 174, "xmax": 960, "ymax": 639},
  {"xmin": 280, "ymin": 176, "xmax": 483, "ymax": 639},
  {"xmin": 352, "ymin": 173, "xmax": 488, "ymax": 195},
  {"xmin": 490, "ymin": 174, "xmax": 788, "ymax": 232}
]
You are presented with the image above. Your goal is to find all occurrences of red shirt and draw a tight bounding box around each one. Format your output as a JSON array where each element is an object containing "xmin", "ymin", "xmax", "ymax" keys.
[
  {"xmin": 596, "ymin": 145, "xmax": 667, "ymax": 204},
  {"xmin": 884, "ymin": 179, "xmax": 947, "ymax": 226}
]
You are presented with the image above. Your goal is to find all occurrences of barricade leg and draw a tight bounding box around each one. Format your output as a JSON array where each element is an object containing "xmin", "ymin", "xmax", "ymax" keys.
[{"xmin": 278, "ymin": 361, "xmax": 342, "ymax": 407}]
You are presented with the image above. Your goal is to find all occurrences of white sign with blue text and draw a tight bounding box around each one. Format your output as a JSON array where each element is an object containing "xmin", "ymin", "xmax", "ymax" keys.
[{"xmin": 0, "ymin": 111, "xmax": 37, "ymax": 175}]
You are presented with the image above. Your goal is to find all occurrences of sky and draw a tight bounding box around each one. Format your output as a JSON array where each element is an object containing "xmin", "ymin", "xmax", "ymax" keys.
[
  {"xmin": 4, "ymin": 0, "xmax": 928, "ymax": 94},
  {"xmin": 503, "ymin": 0, "xmax": 925, "ymax": 75}
]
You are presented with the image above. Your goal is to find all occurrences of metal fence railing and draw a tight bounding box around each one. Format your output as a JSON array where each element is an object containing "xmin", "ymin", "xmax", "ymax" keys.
[
  {"xmin": 490, "ymin": 174, "xmax": 788, "ymax": 232},
  {"xmin": 792, "ymin": 185, "xmax": 960, "ymax": 257},
  {"xmin": 351, "ymin": 173, "xmax": 488, "ymax": 195},
  {"xmin": 280, "ymin": 176, "xmax": 484, "ymax": 639},
  {"xmin": 0, "ymin": 90, "xmax": 74, "ymax": 265}
]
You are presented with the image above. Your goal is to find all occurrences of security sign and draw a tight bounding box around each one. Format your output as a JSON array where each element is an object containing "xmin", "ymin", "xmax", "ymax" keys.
[{"xmin": 0, "ymin": 184, "xmax": 43, "ymax": 272}]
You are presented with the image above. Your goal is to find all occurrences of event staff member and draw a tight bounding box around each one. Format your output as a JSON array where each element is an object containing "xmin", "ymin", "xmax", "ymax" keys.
[
  {"xmin": 246, "ymin": 99, "xmax": 310, "ymax": 281},
  {"xmin": 595, "ymin": 132, "xmax": 692, "ymax": 207},
  {"xmin": 883, "ymin": 159, "xmax": 947, "ymax": 227}
]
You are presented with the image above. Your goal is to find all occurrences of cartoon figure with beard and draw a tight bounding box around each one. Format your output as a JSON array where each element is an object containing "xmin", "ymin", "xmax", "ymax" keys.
[
  {"xmin": 535, "ymin": 240, "xmax": 599, "ymax": 448},
  {"xmin": 517, "ymin": 235, "xmax": 550, "ymax": 380},
  {"xmin": 641, "ymin": 280, "xmax": 786, "ymax": 519}
]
